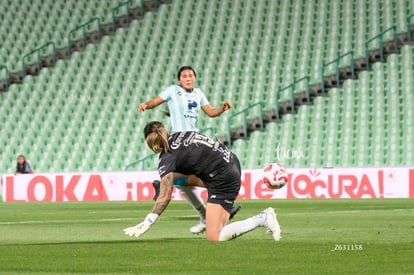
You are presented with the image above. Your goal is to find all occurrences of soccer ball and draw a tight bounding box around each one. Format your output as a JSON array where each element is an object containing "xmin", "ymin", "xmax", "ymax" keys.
[{"xmin": 263, "ymin": 163, "xmax": 288, "ymax": 189}]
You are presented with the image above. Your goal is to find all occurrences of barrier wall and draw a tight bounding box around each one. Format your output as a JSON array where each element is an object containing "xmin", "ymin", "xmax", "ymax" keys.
[{"xmin": 1, "ymin": 167, "xmax": 413, "ymax": 202}]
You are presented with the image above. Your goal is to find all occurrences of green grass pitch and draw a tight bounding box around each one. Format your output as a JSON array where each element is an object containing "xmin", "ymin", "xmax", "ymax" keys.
[{"xmin": 0, "ymin": 199, "xmax": 413, "ymax": 274}]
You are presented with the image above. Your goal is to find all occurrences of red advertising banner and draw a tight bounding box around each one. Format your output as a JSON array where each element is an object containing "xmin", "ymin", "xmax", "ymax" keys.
[{"xmin": 1, "ymin": 167, "xmax": 413, "ymax": 202}]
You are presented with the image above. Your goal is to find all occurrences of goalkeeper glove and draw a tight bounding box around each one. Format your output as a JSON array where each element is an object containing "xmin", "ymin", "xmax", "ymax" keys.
[{"xmin": 123, "ymin": 213, "xmax": 159, "ymax": 238}]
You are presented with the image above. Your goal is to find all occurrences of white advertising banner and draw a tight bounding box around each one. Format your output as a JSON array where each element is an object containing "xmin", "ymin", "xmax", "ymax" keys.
[{"xmin": 1, "ymin": 167, "xmax": 413, "ymax": 202}]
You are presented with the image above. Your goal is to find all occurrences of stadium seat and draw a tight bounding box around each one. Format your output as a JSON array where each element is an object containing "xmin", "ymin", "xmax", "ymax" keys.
[
  {"xmin": 8, "ymin": 0, "xmax": 145, "ymax": 70},
  {"xmin": 1, "ymin": 0, "xmax": 413, "ymax": 172}
]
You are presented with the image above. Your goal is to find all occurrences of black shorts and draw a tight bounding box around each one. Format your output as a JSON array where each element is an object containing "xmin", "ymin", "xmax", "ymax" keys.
[{"xmin": 204, "ymin": 155, "xmax": 241, "ymax": 213}]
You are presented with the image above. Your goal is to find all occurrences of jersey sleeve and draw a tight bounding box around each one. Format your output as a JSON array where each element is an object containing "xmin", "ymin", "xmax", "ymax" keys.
[
  {"xmin": 199, "ymin": 90, "xmax": 209, "ymax": 107},
  {"xmin": 159, "ymin": 86, "xmax": 173, "ymax": 101},
  {"xmin": 158, "ymin": 153, "xmax": 176, "ymax": 178}
]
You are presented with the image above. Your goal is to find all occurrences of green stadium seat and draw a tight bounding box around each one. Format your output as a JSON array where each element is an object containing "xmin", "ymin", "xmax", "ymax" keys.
[{"xmin": 1, "ymin": 0, "xmax": 413, "ymax": 172}]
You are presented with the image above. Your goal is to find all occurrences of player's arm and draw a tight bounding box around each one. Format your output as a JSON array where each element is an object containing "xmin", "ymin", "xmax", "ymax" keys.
[
  {"xmin": 123, "ymin": 172, "xmax": 174, "ymax": 238},
  {"xmin": 138, "ymin": 96, "xmax": 165, "ymax": 112},
  {"xmin": 201, "ymin": 101, "xmax": 232, "ymax": 117},
  {"xmin": 151, "ymin": 172, "xmax": 174, "ymax": 215}
]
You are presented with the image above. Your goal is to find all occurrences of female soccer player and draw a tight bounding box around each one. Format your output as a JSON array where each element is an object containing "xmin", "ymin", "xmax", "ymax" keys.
[
  {"xmin": 138, "ymin": 66, "xmax": 232, "ymax": 234},
  {"xmin": 123, "ymin": 121, "xmax": 281, "ymax": 241}
]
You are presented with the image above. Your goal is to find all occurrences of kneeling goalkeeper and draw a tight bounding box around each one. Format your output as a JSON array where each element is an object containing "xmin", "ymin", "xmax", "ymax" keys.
[{"xmin": 124, "ymin": 121, "xmax": 282, "ymax": 241}]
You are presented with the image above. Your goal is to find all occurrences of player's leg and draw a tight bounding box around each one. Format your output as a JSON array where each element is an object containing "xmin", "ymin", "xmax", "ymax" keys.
[
  {"xmin": 173, "ymin": 174, "xmax": 242, "ymax": 233},
  {"xmin": 218, "ymin": 207, "xmax": 281, "ymax": 241},
  {"xmin": 175, "ymin": 185, "xmax": 206, "ymax": 233},
  {"xmin": 212, "ymin": 156, "xmax": 281, "ymax": 241},
  {"xmin": 152, "ymin": 176, "xmax": 241, "ymax": 221},
  {"xmin": 205, "ymin": 202, "xmax": 230, "ymax": 241},
  {"xmin": 204, "ymin": 196, "xmax": 264, "ymax": 241},
  {"xmin": 173, "ymin": 173, "xmax": 207, "ymax": 234},
  {"xmin": 205, "ymin": 160, "xmax": 240, "ymax": 241},
  {"xmin": 185, "ymin": 175, "xmax": 205, "ymax": 187}
]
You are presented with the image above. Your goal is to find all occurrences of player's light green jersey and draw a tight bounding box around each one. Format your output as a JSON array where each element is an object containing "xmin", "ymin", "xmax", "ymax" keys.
[{"xmin": 159, "ymin": 85, "xmax": 209, "ymax": 133}]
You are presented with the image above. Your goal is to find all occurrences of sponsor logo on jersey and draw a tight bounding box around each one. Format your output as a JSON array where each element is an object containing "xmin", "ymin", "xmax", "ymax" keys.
[
  {"xmin": 187, "ymin": 100, "xmax": 198, "ymax": 110},
  {"xmin": 158, "ymin": 165, "xmax": 166, "ymax": 176},
  {"xmin": 184, "ymin": 113, "xmax": 198, "ymax": 119}
]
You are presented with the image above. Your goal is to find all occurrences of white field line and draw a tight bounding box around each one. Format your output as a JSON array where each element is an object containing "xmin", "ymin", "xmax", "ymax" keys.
[
  {"xmin": 1, "ymin": 208, "xmax": 412, "ymax": 225},
  {"xmin": 0, "ymin": 217, "xmax": 138, "ymax": 225}
]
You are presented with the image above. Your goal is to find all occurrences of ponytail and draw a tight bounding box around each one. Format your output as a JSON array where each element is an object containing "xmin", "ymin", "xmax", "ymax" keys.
[{"xmin": 144, "ymin": 121, "xmax": 169, "ymax": 153}]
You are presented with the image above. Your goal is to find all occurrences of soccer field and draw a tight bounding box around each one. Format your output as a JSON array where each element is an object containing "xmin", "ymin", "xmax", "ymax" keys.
[{"xmin": 0, "ymin": 199, "xmax": 413, "ymax": 274}]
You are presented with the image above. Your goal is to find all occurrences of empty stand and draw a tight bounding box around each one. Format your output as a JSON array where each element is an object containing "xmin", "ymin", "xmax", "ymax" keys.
[{"xmin": 0, "ymin": 0, "xmax": 413, "ymax": 173}]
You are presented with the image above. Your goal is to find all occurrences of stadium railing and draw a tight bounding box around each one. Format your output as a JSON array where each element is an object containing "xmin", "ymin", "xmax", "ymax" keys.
[
  {"xmin": 112, "ymin": 1, "xmax": 132, "ymax": 32},
  {"xmin": 365, "ymin": 25, "xmax": 397, "ymax": 70},
  {"xmin": 67, "ymin": 17, "xmax": 102, "ymax": 58},
  {"xmin": 200, "ymin": 127, "xmax": 215, "ymax": 137},
  {"xmin": 124, "ymin": 153, "xmax": 157, "ymax": 171},
  {"xmin": 408, "ymin": 14, "xmax": 414, "ymax": 43},
  {"xmin": 276, "ymin": 76, "xmax": 310, "ymax": 121},
  {"xmin": 321, "ymin": 51, "xmax": 355, "ymax": 96},
  {"xmin": 0, "ymin": 65, "xmax": 10, "ymax": 92},
  {"xmin": 227, "ymin": 102, "xmax": 264, "ymax": 147},
  {"xmin": 21, "ymin": 42, "xmax": 56, "ymax": 79}
]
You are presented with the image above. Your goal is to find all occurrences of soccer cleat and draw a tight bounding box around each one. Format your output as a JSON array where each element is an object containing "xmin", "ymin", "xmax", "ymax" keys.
[
  {"xmin": 229, "ymin": 205, "xmax": 242, "ymax": 220},
  {"xmin": 190, "ymin": 220, "xmax": 206, "ymax": 234},
  {"xmin": 262, "ymin": 207, "xmax": 282, "ymax": 241},
  {"xmin": 152, "ymin": 180, "xmax": 160, "ymax": 201}
]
